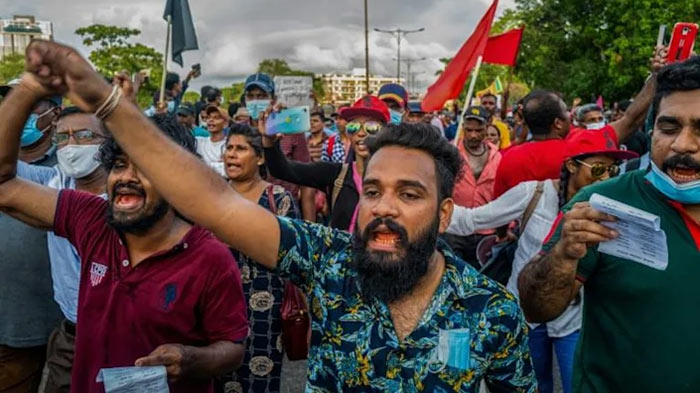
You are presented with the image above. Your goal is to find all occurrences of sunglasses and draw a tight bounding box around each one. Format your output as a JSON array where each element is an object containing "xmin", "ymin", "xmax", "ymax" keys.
[
  {"xmin": 346, "ymin": 120, "xmax": 382, "ymax": 135},
  {"xmin": 576, "ymin": 160, "xmax": 619, "ymax": 178},
  {"xmin": 53, "ymin": 129, "xmax": 104, "ymax": 147}
]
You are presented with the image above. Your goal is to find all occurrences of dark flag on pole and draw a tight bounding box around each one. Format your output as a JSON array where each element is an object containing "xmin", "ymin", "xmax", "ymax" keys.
[{"xmin": 163, "ymin": 0, "xmax": 198, "ymax": 66}]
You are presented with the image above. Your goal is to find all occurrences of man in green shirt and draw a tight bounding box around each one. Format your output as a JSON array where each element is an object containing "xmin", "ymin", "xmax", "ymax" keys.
[{"xmin": 517, "ymin": 56, "xmax": 700, "ymax": 393}]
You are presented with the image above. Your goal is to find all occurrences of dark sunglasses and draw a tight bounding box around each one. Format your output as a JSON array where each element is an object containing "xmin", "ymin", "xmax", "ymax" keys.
[{"xmin": 576, "ymin": 160, "xmax": 620, "ymax": 178}]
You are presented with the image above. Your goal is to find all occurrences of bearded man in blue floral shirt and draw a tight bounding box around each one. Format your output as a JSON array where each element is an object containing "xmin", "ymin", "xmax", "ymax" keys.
[{"xmin": 23, "ymin": 44, "xmax": 535, "ymax": 392}]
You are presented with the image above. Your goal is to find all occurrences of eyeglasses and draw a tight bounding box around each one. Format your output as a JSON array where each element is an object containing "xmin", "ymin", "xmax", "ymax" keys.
[
  {"xmin": 346, "ymin": 120, "xmax": 382, "ymax": 135},
  {"xmin": 576, "ymin": 160, "xmax": 619, "ymax": 178},
  {"xmin": 53, "ymin": 129, "xmax": 105, "ymax": 147}
]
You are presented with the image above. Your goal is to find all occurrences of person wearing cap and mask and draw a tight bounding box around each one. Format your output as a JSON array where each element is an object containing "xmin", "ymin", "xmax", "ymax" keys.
[
  {"xmin": 321, "ymin": 107, "xmax": 351, "ymax": 164},
  {"xmin": 443, "ymin": 106, "xmax": 502, "ymax": 266},
  {"xmin": 448, "ymin": 130, "xmax": 637, "ymax": 393},
  {"xmin": 243, "ymin": 72, "xmax": 317, "ymax": 222},
  {"xmin": 0, "ymin": 79, "xmax": 63, "ymax": 392},
  {"xmin": 197, "ymin": 105, "xmax": 230, "ymax": 177},
  {"xmin": 261, "ymin": 95, "xmax": 390, "ymax": 231},
  {"xmin": 378, "ymin": 83, "xmax": 408, "ymax": 125},
  {"xmin": 177, "ymin": 103, "xmax": 209, "ymax": 137}
]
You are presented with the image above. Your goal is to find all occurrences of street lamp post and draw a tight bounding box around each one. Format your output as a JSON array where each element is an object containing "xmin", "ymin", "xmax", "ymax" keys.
[
  {"xmin": 374, "ymin": 27, "xmax": 425, "ymax": 80},
  {"xmin": 393, "ymin": 56, "xmax": 426, "ymax": 93}
]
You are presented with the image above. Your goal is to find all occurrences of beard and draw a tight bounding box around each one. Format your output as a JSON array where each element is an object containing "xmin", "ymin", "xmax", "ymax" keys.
[
  {"xmin": 350, "ymin": 216, "xmax": 439, "ymax": 304},
  {"xmin": 107, "ymin": 182, "xmax": 170, "ymax": 235}
]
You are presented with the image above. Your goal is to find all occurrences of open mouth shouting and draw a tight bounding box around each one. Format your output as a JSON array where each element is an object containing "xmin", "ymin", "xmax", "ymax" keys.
[
  {"xmin": 113, "ymin": 185, "xmax": 146, "ymax": 212},
  {"xmin": 663, "ymin": 155, "xmax": 700, "ymax": 184},
  {"xmin": 368, "ymin": 224, "xmax": 402, "ymax": 252}
]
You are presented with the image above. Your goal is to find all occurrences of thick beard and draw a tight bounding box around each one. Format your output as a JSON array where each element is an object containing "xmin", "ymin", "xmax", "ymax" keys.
[
  {"xmin": 107, "ymin": 197, "xmax": 170, "ymax": 235},
  {"xmin": 350, "ymin": 216, "xmax": 439, "ymax": 304}
]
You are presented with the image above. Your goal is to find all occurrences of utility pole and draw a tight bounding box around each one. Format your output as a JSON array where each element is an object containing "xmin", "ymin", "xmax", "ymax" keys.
[
  {"xmin": 374, "ymin": 27, "xmax": 425, "ymax": 80},
  {"xmin": 394, "ymin": 57, "xmax": 426, "ymax": 93},
  {"xmin": 363, "ymin": 0, "xmax": 370, "ymax": 94}
]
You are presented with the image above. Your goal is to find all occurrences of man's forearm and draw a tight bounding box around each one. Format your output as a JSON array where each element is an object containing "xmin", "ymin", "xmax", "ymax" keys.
[
  {"xmin": 517, "ymin": 244, "xmax": 580, "ymax": 323},
  {"xmin": 104, "ymin": 97, "xmax": 281, "ymax": 268},
  {"xmin": 614, "ymin": 75, "xmax": 657, "ymax": 142},
  {"xmin": 184, "ymin": 341, "xmax": 244, "ymax": 379},
  {"xmin": 0, "ymin": 85, "xmax": 35, "ymax": 181},
  {"xmin": 301, "ymin": 186, "xmax": 316, "ymax": 222}
]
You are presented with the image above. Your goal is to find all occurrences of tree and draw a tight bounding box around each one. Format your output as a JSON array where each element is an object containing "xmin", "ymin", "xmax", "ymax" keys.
[
  {"xmin": 75, "ymin": 24, "xmax": 164, "ymax": 107},
  {"xmin": 0, "ymin": 53, "xmax": 25, "ymax": 84},
  {"xmin": 498, "ymin": 0, "xmax": 700, "ymax": 103},
  {"xmin": 257, "ymin": 58, "xmax": 325, "ymax": 102}
]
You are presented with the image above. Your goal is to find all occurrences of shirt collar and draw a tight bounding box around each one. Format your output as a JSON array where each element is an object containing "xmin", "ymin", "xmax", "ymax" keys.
[{"xmin": 30, "ymin": 144, "xmax": 56, "ymax": 165}]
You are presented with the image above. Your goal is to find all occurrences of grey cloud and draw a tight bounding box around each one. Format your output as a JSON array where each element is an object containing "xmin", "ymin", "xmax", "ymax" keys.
[{"xmin": 3, "ymin": 0, "xmax": 515, "ymax": 92}]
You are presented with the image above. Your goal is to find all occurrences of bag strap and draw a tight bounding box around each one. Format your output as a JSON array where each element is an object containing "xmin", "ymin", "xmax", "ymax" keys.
[
  {"xmin": 266, "ymin": 185, "xmax": 277, "ymax": 215},
  {"xmin": 521, "ymin": 181, "xmax": 544, "ymax": 231},
  {"xmin": 331, "ymin": 163, "xmax": 350, "ymax": 210}
]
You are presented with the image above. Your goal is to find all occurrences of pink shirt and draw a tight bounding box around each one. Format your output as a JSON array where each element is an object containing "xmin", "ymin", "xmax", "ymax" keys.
[{"xmin": 453, "ymin": 141, "xmax": 502, "ymax": 208}]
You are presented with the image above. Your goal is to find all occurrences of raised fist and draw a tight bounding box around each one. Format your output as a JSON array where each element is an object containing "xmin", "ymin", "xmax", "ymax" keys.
[{"xmin": 25, "ymin": 39, "xmax": 112, "ymax": 112}]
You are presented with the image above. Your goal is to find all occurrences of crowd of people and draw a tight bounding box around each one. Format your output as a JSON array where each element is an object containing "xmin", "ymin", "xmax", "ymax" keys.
[{"xmin": 0, "ymin": 34, "xmax": 699, "ymax": 393}]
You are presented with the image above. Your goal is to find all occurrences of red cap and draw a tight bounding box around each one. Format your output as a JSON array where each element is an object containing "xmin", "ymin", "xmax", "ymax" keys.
[
  {"xmin": 564, "ymin": 129, "xmax": 638, "ymax": 161},
  {"xmin": 339, "ymin": 95, "xmax": 390, "ymax": 124}
]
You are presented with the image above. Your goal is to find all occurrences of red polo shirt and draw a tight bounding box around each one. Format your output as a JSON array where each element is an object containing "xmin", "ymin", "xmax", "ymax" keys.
[{"xmin": 53, "ymin": 190, "xmax": 248, "ymax": 393}]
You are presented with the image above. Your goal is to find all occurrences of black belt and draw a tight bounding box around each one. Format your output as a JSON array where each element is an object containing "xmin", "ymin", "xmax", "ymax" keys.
[{"xmin": 63, "ymin": 319, "xmax": 76, "ymax": 336}]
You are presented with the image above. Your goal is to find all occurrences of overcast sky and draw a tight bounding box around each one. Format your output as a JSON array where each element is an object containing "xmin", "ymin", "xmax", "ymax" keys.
[{"xmin": 2, "ymin": 0, "xmax": 515, "ymax": 93}]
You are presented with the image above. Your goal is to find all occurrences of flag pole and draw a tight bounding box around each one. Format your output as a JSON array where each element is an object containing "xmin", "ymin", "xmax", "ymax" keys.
[
  {"xmin": 159, "ymin": 15, "xmax": 172, "ymax": 107},
  {"xmin": 453, "ymin": 55, "xmax": 483, "ymax": 146}
]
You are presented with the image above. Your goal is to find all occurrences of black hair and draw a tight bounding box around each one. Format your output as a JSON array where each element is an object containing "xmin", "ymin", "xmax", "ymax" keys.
[
  {"xmin": 366, "ymin": 123, "xmax": 463, "ymax": 202},
  {"xmin": 56, "ymin": 106, "xmax": 85, "ymax": 120},
  {"xmin": 522, "ymin": 89, "xmax": 566, "ymax": 136},
  {"xmin": 653, "ymin": 56, "xmax": 700, "ymax": 119},
  {"xmin": 310, "ymin": 110, "xmax": 325, "ymax": 120},
  {"xmin": 225, "ymin": 123, "xmax": 266, "ymax": 178},
  {"xmin": 98, "ymin": 113, "xmax": 197, "ymax": 171},
  {"xmin": 200, "ymin": 85, "xmax": 213, "ymax": 97},
  {"xmin": 481, "ymin": 92, "xmax": 497, "ymax": 102},
  {"xmin": 618, "ymin": 99, "xmax": 632, "ymax": 112},
  {"xmin": 228, "ymin": 102, "xmax": 241, "ymax": 118},
  {"xmin": 165, "ymin": 72, "xmax": 180, "ymax": 91}
]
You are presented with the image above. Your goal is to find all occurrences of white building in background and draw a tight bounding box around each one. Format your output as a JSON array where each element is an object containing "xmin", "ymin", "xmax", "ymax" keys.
[
  {"xmin": 320, "ymin": 68, "xmax": 404, "ymax": 104},
  {"xmin": 0, "ymin": 15, "xmax": 53, "ymax": 59}
]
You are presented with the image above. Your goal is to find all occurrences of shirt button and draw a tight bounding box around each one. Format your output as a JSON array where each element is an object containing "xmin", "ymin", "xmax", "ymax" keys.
[
  {"xmin": 183, "ymin": 243, "xmax": 188, "ymax": 249},
  {"xmin": 122, "ymin": 259, "xmax": 130, "ymax": 267}
]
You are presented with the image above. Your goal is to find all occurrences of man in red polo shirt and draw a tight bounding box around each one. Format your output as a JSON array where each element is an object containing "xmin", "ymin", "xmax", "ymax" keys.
[
  {"xmin": 493, "ymin": 46, "xmax": 667, "ymax": 198},
  {"xmin": 0, "ymin": 75, "xmax": 248, "ymax": 393}
]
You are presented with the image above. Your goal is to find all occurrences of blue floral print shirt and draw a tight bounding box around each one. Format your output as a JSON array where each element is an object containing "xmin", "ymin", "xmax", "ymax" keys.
[{"xmin": 274, "ymin": 216, "xmax": 537, "ymax": 393}]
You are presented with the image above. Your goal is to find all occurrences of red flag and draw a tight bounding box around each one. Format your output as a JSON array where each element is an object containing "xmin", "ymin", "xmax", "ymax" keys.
[
  {"xmin": 422, "ymin": 0, "xmax": 499, "ymax": 111},
  {"xmin": 483, "ymin": 27, "xmax": 524, "ymax": 66}
]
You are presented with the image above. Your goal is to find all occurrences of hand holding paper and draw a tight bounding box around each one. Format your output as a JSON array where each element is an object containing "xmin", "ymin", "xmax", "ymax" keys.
[{"xmin": 135, "ymin": 344, "xmax": 189, "ymax": 382}]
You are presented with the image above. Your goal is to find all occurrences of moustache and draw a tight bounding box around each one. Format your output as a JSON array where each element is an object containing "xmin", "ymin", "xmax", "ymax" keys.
[
  {"xmin": 363, "ymin": 217, "xmax": 409, "ymax": 245},
  {"xmin": 112, "ymin": 182, "xmax": 145, "ymax": 197},
  {"xmin": 662, "ymin": 154, "xmax": 700, "ymax": 172}
]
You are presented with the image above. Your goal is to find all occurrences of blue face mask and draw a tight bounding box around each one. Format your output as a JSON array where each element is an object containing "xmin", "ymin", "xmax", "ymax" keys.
[
  {"xmin": 645, "ymin": 161, "xmax": 700, "ymax": 204},
  {"xmin": 389, "ymin": 109, "xmax": 403, "ymax": 125},
  {"xmin": 21, "ymin": 108, "xmax": 53, "ymax": 147},
  {"xmin": 246, "ymin": 99, "xmax": 271, "ymax": 120}
]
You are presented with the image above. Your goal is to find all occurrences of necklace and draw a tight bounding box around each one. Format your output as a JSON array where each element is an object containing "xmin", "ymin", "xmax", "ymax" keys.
[{"xmin": 466, "ymin": 143, "xmax": 487, "ymax": 157}]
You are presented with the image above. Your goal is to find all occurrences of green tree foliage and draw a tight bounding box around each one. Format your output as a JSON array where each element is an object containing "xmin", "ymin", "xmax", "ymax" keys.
[
  {"xmin": 500, "ymin": 0, "xmax": 700, "ymax": 103},
  {"xmin": 0, "ymin": 52, "xmax": 25, "ymax": 84},
  {"xmin": 75, "ymin": 24, "xmax": 164, "ymax": 107},
  {"xmin": 257, "ymin": 58, "xmax": 325, "ymax": 101},
  {"xmin": 221, "ymin": 82, "xmax": 245, "ymax": 105}
]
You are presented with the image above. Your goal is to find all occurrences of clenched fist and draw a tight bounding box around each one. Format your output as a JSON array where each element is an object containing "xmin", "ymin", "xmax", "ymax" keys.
[{"xmin": 24, "ymin": 39, "xmax": 112, "ymax": 112}]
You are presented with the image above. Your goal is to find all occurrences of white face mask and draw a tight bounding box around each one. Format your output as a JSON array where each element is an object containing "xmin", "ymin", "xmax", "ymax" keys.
[
  {"xmin": 57, "ymin": 144, "xmax": 101, "ymax": 179},
  {"xmin": 585, "ymin": 121, "xmax": 607, "ymax": 130}
]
